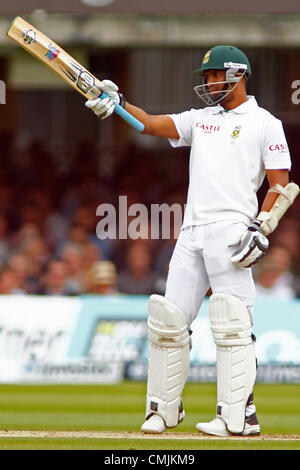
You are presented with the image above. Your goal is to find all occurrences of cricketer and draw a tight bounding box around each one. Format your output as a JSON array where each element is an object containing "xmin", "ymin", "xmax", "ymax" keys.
[{"xmin": 86, "ymin": 45, "xmax": 299, "ymax": 436}]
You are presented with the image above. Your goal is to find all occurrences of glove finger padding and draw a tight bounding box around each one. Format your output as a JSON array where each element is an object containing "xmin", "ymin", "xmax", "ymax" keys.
[
  {"xmin": 85, "ymin": 97, "xmax": 115, "ymax": 118},
  {"xmin": 97, "ymin": 97, "xmax": 115, "ymax": 118},
  {"xmin": 100, "ymin": 79, "xmax": 121, "ymax": 105},
  {"xmin": 231, "ymin": 229, "xmax": 269, "ymax": 268},
  {"xmin": 85, "ymin": 79, "xmax": 125, "ymax": 119},
  {"xmin": 101, "ymin": 79, "xmax": 119, "ymax": 94},
  {"xmin": 100, "ymin": 79, "xmax": 126, "ymax": 107}
]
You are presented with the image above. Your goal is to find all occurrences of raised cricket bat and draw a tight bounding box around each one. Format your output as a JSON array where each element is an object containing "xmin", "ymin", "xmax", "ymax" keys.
[{"xmin": 7, "ymin": 16, "xmax": 144, "ymax": 132}]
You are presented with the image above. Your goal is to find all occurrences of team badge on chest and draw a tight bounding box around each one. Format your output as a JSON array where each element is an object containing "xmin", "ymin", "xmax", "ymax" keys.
[{"xmin": 231, "ymin": 125, "xmax": 242, "ymax": 139}]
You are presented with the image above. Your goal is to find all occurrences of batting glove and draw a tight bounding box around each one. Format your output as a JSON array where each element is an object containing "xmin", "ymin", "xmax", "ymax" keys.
[
  {"xmin": 230, "ymin": 221, "xmax": 269, "ymax": 268},
  {"xmin": 85, "ymin": 79, "xmax": 125, "ymax": 119}
]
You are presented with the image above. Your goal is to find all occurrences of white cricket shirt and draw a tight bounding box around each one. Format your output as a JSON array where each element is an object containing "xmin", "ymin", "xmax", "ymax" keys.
[{"xmin": 168, "ymin": 96, "xmax": 291, "ymax": 228}]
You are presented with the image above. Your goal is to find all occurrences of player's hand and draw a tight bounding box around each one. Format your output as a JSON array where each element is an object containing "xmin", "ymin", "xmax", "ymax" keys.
[
  {"xmin": 85, "ymin": 79, "xmax": 125, "ymax": 119},
  {"xmin": 230, "ymin": 222, "xmax": 269, "ymax": 268}
]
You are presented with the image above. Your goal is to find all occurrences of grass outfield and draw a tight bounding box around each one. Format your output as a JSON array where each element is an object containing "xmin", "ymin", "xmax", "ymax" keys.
[{"xmin": 0, "ymin": 382, "xmax": 299, "ymax": 450}]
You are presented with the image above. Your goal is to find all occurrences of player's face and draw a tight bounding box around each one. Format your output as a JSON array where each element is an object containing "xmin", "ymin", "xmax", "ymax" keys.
[
  {"xmin": 204, "ymin": 70, "xmax": 227, "ymax": 92},
  {"xmin": 198, "ymin": 69, "xmax": 228, "ymax": 104},
  {"xmin": 194, "ymin": 68, "xmax": 246, "ymax": 106}
]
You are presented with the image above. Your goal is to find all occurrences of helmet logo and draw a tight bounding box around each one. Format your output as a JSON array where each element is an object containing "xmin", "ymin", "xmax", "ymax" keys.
[{"xmin": 202, "ymin": 49, "xmax": 212, "ymax": 64}]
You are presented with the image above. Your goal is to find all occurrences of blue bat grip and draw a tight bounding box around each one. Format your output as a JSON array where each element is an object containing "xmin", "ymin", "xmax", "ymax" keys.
[{"xmin": 101, "ymin": 92, "xmax": 144, "ymax": 132}]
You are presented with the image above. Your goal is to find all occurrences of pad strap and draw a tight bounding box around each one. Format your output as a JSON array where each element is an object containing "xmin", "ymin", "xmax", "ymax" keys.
[{"xmin": 268, "ymin": 183, "xmax": 295, "ymax": 203}]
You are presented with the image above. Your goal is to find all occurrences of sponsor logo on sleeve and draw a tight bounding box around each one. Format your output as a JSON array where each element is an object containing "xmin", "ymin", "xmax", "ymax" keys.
[{"xmin": 268, "ymin": 143, "xmax": 289, "ymax": 153}]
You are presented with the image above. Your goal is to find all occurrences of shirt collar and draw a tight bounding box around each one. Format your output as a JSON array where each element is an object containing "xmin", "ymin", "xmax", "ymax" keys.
[{"xmin": 210, "ymin": 96, "xmax": 258, "ymax": 115}]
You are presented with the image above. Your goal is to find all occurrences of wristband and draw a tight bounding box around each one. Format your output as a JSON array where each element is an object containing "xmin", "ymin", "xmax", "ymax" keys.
[{"xmin": 118, "ymin": 93, "xmax": 126, "ymax": 108}]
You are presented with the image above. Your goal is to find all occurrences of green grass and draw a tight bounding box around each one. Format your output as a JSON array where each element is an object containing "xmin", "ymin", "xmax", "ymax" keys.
[
  {"xmin": 0, "ymin": 438, "xmax": 298, "ymax": 450},
  {"xmin": 0, "ymin": 382, "xmax": 299, "ymax": 449}
]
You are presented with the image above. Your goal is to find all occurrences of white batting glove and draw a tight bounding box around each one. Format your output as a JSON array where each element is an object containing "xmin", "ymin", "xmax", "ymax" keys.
[
  {"xmin": 85, "ymin": 79, "xmax": 125, "ymax": 119},
  {"xmin": 230, "ymin": 221, "xmax": 269, "ymax": 268}
]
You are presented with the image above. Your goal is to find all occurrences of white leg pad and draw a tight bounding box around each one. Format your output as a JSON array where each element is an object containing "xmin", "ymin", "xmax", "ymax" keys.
[
  {"xmin": 209, "ymin": 293, "xmax": 256, "ymax": 434},
  {"xmin": 145, "ymin": 294, "xmax": 190, "ymax": 428}
]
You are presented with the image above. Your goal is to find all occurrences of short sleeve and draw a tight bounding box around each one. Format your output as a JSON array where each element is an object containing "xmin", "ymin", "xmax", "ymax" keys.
[
  {"xmin": 167, "ymin": 109, "xmax": 196, "ymax": 148},
  {"xmin": 262, "ymin": 116, "xmax": 291, "ymax": 170}
]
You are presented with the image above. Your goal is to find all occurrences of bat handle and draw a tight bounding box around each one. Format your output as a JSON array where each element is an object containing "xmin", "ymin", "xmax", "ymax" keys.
[{"xmin": 101, "ymin": 92, "xmax": 144, "ymax": 132}]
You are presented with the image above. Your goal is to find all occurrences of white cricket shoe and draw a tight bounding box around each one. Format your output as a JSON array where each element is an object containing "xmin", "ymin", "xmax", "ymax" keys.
[
  {"xmin": 141, "ymin": 414, "xmax": 166, "ymax": 434},
  {"xmin": 196, "ymin": 414, "xmax": 260, "ymax": 437},
  {"xmin": 141, "ymin": 410, "xmax": 185, "ymax": 434}
]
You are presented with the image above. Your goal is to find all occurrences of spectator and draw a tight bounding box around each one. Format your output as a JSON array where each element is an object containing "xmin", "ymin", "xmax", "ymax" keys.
[
  {"xmin": 10, "ymin": 232, "xmax": 50, "ymax": 293},
  {"xmin": 0, "ymin": 213, "xmax": 10, "ymax": 267},
  {"xmin": 80, "ymin": 240, "xmax": 103, "ymax": 291},
  {"xmin": 22, "ymin": 236, "xmax": 49, "ymax": 267},
  {"xmin": 86, "ymin": 261, "xmax": 118, "ymax": 295},
  {"xmin": 7, "ymin": 252, "xmax": 31, "ymax": 293},
  {"xmin": 254, "ymin": 245, "xmax": 296, "ymax": 299},
  {"xmin": 55, "ymin": 223, "xmax": 89, "ymax": 257},
  {"xmin": 0, "ymin": 268, "xmax": 26, "ymax": 295},
  {"xmin": 0, "ymin": 133, "xmax": 298, "ymax": 299},
  {"xmin": 117, "ymin": 241, "xmax": 157, "ymax": 295},
  {"xmin": 155, "ymin": 213, "xmax": 182, "ymax": 276},
  {"xmin": 19, "ymin": 202, "xmax": 44, "ymax": 230},
  {"xmin": 61, "ymin": 242, "xmax": 85, "ymax": 294},
  {"xmin": 39, "ymin": 260, "xmax": 78, "ymax": 295},
  {"xmin": 67, "ymin": 224, "xmax": 89, "ymax": 246},
  {"xmin": 11, "ymin": 223, "xmax": 41, "ymax": 252},
  {"xmin": 82, "ymin": 240, "xmax": 102, "ymax": 271},
  {"xmin": 72, "ymin": 204, "xmax": 115, "ymax": 260},
  {"xmin": 72, "ymin": 205, "xmax": 96, "ymax": 234},
  {"xmin": 270, "ymin": 218, "xmax": 300, "ymax": 259}
]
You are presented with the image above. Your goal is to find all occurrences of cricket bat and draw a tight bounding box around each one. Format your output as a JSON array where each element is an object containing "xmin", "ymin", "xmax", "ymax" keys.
[{"xmin": 7, "ymin": 16, "xmax": 144, "ymax": 132}]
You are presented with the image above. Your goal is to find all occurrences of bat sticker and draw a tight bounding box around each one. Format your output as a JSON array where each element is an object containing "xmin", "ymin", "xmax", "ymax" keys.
[
  {"xmin": 23, "ymin": 29, "xmax": 36, "ymax": 44},
  {"xmin": 60, "ymin": 60, "xmax": 99, "ymax": 95},
  {"xmin": 45, "ymin": 43, "xmax": 60, "ymax": 61}
]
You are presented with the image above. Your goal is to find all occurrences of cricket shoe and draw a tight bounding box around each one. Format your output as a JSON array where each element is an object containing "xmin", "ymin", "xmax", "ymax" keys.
[
  {"xmin": 195, "ymin": 413, "xmax": 260, "ymax": 437},
  {"xmin": 141, "ymin": 410, "xmax": 185, "ymax": 434}
]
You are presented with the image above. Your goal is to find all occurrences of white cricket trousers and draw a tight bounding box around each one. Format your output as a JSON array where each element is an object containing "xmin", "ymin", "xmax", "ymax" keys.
[{"xmin": 165, "ymin": 221, "xmax": 256, "ymax": 326}]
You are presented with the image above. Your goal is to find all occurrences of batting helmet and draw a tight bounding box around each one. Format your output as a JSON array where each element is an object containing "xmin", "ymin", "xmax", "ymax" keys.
[
  {"xmin": 193, "ymin": 45, "xmax": 251, "ymax": 105},
  {"xmin": 194, "ymin": 45, "xmax": 251, "ymax": 77}
]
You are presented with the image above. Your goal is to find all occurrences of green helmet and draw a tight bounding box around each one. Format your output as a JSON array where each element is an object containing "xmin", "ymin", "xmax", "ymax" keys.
[{"xmin": 194, "ymin": 45, "xmax": 251, "ymax": 77}]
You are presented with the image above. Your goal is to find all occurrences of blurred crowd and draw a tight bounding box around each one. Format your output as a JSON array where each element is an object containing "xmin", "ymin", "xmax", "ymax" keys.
[{"xmin": 0, "ymin": 133, "xmax": 299, "ymax": 299}]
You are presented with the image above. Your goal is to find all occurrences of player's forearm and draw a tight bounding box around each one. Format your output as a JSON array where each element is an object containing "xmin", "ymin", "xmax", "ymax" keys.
[
  {"xmin": 124, "ymin": 102, "xmax": 154, "ymax": 134},
  {"xmin": 260, "ymin": 191, "xmax": 280, "ymax": 213},
  {"xmin": 124, "ymin": 102, "xmax": 179, "ymax": 138},
  {"xmin": 259, "ymin": 169, "xmax": 289, "ymax": 213},
  {"xmin": 253, "ymin": 167, "xmax": 299, "ymax": 236}
]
